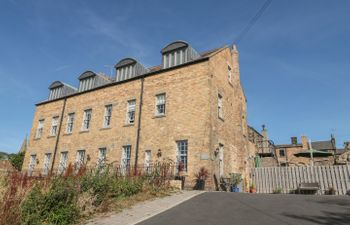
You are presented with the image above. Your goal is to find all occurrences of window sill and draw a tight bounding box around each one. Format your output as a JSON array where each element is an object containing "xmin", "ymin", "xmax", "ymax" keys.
[
  {"xmin": 79, "ymin": 130, "xmax": 89, "ymax": 134},
  {"xmin": 153, "ymin": 114, "xmax": 166, "ymax": 119},
  {"xmin": 123, "ymin": 123, "xmax": 134, "ymax": 127},
  {"xmin": 63, "ymin": 132, "xmax": 72, "ymax": 136},
  {"xmin": 228, "ymin": 81, "xmax": 234, "ymax": 87},
  {"xmin": 100, "ymin": 127, "xmax": 111, "ymax": 131},
  {"xmin": 33, "ymin": 137, "xmax": 41, "ymax": 141},
  {"xmin": 47, "ymin": 135, "xmax": 56, "ymax": 139},
  {"xmin": 218, "ymin": 116, "xmax": 225, "ymax": 122}
]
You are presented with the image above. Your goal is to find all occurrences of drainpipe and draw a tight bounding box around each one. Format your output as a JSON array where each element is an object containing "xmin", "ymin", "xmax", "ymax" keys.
[
  {"xmin": 50, "ymin": 98, "xmax": 67, "ymax": 174},
  {"xmin": 134, "ymin": 77, "xmax": 144, "ymax": 173}
]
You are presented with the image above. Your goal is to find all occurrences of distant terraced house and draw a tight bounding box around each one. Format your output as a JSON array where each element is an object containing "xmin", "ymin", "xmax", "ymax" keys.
[{"xmin": 23, "ymin": 41, "xmax": 251, "ymax": 189}]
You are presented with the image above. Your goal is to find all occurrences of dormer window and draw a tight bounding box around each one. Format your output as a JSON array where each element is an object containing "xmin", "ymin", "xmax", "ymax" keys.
[
  {"xmin": 161, "ymin": 41, "xmax": 200, "ymax": 69},
  {"xmin": 48, "ymin": 81, "xmax": 76, "ymax": 100},
  {"xmin": 115, "ymin": 58, "xmax": 147, "ymax": 82},
  {"xmin": 78, "ymin": 71, "xmax": 110, "ymax": 92},
  {"xmin": 78, "ymin": 71, "xmax": 96, "ymax": 92},
  {"xmin": 49, "ymin": 86, "xmax": 62, "ymax": 100}
]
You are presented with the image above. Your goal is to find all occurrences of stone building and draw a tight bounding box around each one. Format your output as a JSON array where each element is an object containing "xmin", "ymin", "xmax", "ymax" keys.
[
  {"xmin": 248, "ymin": 125, "xmax": 278, "ymax": 167},
  {"xmin": 22, "ymin": 41, "xmax": 250, "ymax": 190},
  {"xmin": 335, "ymin": 142, "xmax": 350, "ymax": 165},
  {"xmin": 275, "ymin": 136, "xmax": 336, "ymax": 166}
]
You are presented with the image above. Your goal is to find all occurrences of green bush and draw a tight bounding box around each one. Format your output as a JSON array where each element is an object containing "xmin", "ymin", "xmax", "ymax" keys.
[
  {"xmin": 19, "ymin": 168, "xmax": 167, "ymax": 224},
  {"xmin": 9, "ymin": 151, "xmax": 25, "ymax": 171},
  {"xmin": 21, "ymin": 178, "xmax": 78, "ymax": 225},
  {"xmin": 80, "ymin": 170, "xmax": 144, "ymax": 206},
  {"xmin": 111, "ymin": 178, "xmax": 143, "ymax": 198}
]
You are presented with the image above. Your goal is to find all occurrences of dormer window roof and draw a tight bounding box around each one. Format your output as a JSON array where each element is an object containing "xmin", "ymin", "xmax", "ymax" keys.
[
  {"xmin": 161, "ymin": 40, "xmax": 200, "ymax": 69},
  {"xmin": 78, "ymin": 71, "xmax": 96, "ymax": 80},
  {"xmin": 78, "ymin": 71, "xmax": 111, "ymax": 92},
  {"xmin": 48, "ymin": 81, "xmax": 77, "ymax": 100},
  {"xmin": 114, "ymin": 58, "xmax": 147, "ymax": 82}
]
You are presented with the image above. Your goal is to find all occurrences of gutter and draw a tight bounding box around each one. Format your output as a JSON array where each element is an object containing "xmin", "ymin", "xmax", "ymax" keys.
[
  {"xmin": 50, "ymin": 98, "xmax": 67, "ymax": 174},
  {"xmin": 134, "ymin": 77, "xmax": 144, "ymax": 173}
]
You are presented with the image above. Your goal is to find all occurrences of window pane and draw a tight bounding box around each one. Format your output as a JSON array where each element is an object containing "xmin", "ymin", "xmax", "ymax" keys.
[
  {"xmin": 127, "ymin": 100, "xmax": 136, "ymax": 124},
  {"xmin": 176, "ymin": 140, "xmax": 188, "ymax": 172},
  {"xmin": 83, "ymin": 109, "xmax": 92, "ymax": 130},
  {"xmin": 104, "ymin": 105, "xmax": 112, "ymax": 127},
  {"xmin": 156, "ymin": 94, "xmax": 166, "ymax": 115}
]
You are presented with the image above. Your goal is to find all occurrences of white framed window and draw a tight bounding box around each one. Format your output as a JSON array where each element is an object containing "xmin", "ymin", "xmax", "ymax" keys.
[
  {"xmin": 58, "ymin": 151, "xmax": 68, "ymax": 174},
  {"xmin": 82, "ymin": 109, "xmax": 92, "ymax": 130},
  {"xmin": 35, "ymin": 119, "xmax": 44, "ymax": 138},
  {"xmin": 75, "ymin": 150, "xmax": 85, "ymax": 170},
  {"xmin": 103, "ymin": 105, "xmax": 112, "ymax": 128},
  {"xmin": 43, "ymin": 153, "xmax": 52, "ymax": 175},
  {"xmin": 144, "ymin": 150, "xmax": 152, "ymax": 172},
  {"xmin": 176, "ymin": 140, "xmax": 188, "ymax": 172},
  {"xmin": 28, "ymin": 154, "xmax": 37, "ymax": 176},
  {"xmin": 97, "ymin": 148, "xmax": 107, "ymax": 168},
  {"xmin": 50, "ymin": 116, "xmax": 59, "ymax": 136},
  {"xmin": 121, "ymin": 145, "xmax": 131, "ymax": 171},
  {"xmin": 126, "ymin": 100, "xmax": 136, "ymax": 124},
  {"xmin": 66, "ymin": 113, "xmax": 75, "ymax": 133},
  {"xmin": 155, "ymin": 93, "xmax": 166, "ymax": 116},
  {"xmin": 228, "ymin": 65, "xmax": 232, "ymax": 82},
  {"xmin": 218, "ymin": 94, "xmax": 223, "ymax": 119}
]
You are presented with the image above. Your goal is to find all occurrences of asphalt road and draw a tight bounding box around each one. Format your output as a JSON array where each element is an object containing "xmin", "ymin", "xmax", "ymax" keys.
[{"xmin": 136, "ymin": 192, "xmax": 350, "ymax": 225}]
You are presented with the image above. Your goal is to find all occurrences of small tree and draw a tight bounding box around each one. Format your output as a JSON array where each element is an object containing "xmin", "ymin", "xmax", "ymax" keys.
[{"xmin": 9, "ymin": 151, "xmax": 25, "ymax": 171}]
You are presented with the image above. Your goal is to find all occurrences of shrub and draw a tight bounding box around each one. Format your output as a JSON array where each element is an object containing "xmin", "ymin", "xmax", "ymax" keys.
[
  {"xmin": 230, "ymin": 173, "xmax": 242, "ymax": 187},
  {"xmin": 0, "ymin": 172, "xmax": 35, "ymax": 225},
  {"xmin": 21, "ymin": 177, "xmax": 79, "ymax": 225},
  {"xmin": 80, "ymin": 169, "xmax": 144, "ymax": 206},
  {"xmin": 272, "ymin": 187, "xmax": 282, "ymax": 194},
  {"xmin": 9, "ymin": 151, "xmax": 25, "ymax": 171},
  {"xmin": 2, "ymin": 163, "xmax": 172, "ymax": 225},
  {"xmin": 80, "ymin": 169, "xmax": 113, "ymax": 206}
]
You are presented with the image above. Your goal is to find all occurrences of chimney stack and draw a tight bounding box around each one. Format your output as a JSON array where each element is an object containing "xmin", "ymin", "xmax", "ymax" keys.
[
  {"xmin": 344, "ymin": 142, "xmax": 350, "ymax": 150},
  {"xmin": 301, "ymin": 136, "xmax": 309, "ymax": 149},
  {"xmin": 291, "ymin": 137, "xmax": 298, "ymax": 145}
]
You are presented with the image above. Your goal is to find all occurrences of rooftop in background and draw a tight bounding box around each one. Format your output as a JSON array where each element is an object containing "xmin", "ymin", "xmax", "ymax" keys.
[{"xmin": 311, "ymin": 140, "xmax": 336, "ymax": 151}]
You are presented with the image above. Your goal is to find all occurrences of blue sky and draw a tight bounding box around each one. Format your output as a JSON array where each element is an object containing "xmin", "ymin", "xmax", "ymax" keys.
[{"xmin": 0, "ymin": 0, "xmax": 349, "ymax": 153}]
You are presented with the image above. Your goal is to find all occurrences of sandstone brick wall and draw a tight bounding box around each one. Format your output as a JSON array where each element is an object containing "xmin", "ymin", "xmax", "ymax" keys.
[
  {"xmin": 23, "ymin": 46, "xmax": 249, "ymax": 190},
  {"xmin": 207, "ymin": 46, "xmax": 249, "ymax": 187}
]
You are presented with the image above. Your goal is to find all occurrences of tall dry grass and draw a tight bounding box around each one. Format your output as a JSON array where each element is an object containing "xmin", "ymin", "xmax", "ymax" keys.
[{"xmin": 0, "ymin": 162, "xmax": 175, "ymax": 225}]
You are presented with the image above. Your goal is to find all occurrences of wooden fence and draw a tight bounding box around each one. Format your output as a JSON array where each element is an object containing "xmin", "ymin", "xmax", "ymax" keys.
[{"xmin": 251, "ymin": 165, "xmax": 350, "ymax": 195}]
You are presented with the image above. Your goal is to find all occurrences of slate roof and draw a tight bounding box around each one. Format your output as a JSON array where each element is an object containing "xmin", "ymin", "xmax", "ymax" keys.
[
  {"xmin": 311, "ymin": 140, "xmax": 335, "ymax": 151},
  {"xmin": 132, "ymin": 47, "xmax": 223, "ymax": 74},
  {"xmin": 37, "ymin": 46, "xmax": 225, "ymax": 106},
  {"xmin": 335, "ymin": 148, "xmax": 348, "ymax": 155}
]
